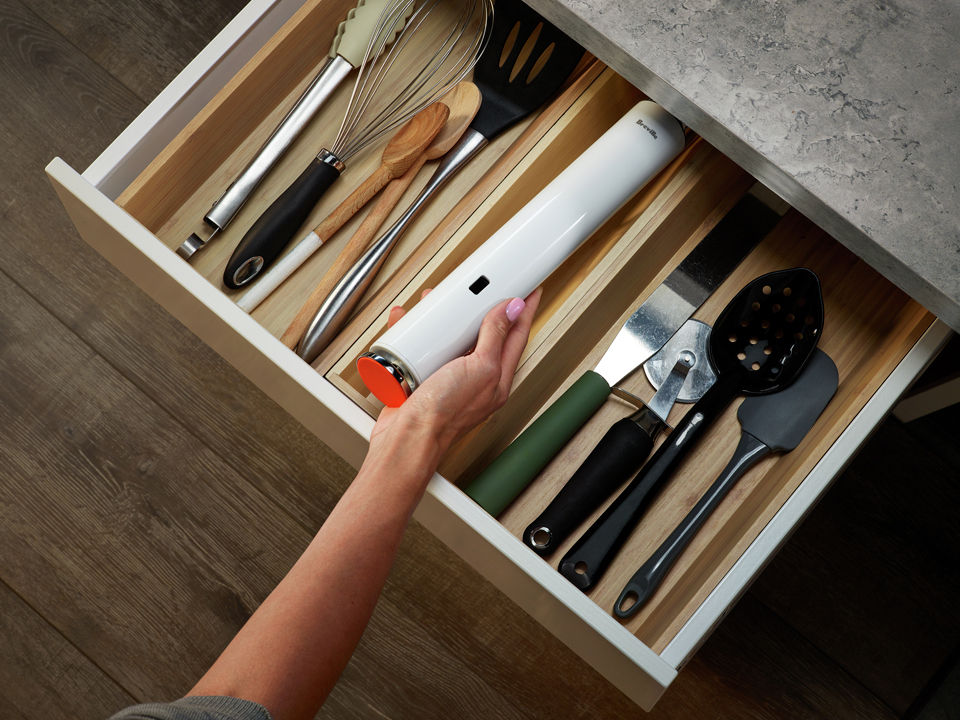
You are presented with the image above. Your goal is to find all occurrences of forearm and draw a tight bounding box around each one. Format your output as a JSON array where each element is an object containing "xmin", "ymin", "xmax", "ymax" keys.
[
  {"xmin": 188, "ymin": 418, "xmax": 443, "ymax": 720},
  {"xmin": 184, "ymin": 294, "xmax": 538, "ymax": 718}
]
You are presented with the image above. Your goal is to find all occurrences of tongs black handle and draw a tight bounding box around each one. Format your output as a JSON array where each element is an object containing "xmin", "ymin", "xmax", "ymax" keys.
[
  {"xmin": 558, "ymin": 375, "xmax": 737, "ymax": 591},
  {"xmin": 523, "ymin": 409, "xmax": 662, "ymax": 556}
]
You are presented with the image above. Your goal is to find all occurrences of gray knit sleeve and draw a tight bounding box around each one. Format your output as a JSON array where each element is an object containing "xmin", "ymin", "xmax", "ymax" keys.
[{"xmin": 109, "ymin": 696, "xmax": 273, "ymax": 720}]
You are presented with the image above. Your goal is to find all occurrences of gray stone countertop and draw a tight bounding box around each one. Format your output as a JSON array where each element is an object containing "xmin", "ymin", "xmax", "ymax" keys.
[{"xmin": 527, "ymin": 0, "xmax": 960, "ymax": 332}]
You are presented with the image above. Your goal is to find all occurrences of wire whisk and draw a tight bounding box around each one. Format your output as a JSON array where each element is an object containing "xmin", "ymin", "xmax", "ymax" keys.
[
  {"xmin": 223, "ymin": 0, "xmax": 492, "ymax": 289},
  {"xmin": 333, "ymin": 0, "xmax": 492, "ymax": 162}
]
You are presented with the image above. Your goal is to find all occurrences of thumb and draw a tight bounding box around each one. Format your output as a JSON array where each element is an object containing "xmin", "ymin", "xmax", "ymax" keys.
[{"xmin": 474, "ymin": 297, "xmax": 525, "ymax": 364}]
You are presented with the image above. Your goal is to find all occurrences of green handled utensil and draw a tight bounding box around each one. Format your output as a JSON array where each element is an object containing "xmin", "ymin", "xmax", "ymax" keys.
[
  {"xmin": 464, "ymin": 192, "xmax": 781, "ymax": 516},
  {"xmin": 468, "ymin": 371, "xmax": 612, "ymax": 513}
]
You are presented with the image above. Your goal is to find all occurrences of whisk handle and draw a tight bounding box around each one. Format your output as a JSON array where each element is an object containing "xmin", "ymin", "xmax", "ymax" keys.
[{"xmin": 223, "ymin": 153, "xmax": 343, "ymax": 289}]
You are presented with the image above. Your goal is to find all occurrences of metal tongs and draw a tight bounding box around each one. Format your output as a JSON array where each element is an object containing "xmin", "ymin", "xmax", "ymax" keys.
[{"xmin": 177, "ymin": 0, "xmax": 412, "ymax": 259}]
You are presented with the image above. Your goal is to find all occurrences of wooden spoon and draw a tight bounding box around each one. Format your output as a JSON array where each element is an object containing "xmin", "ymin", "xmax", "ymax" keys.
[
  {"xmin": 280, "ymin": 81, "xmax": 483, "ymax": 348},
  {"xmin": 235, "ymin": 101, "xmax": 448, "ymax": 313}
]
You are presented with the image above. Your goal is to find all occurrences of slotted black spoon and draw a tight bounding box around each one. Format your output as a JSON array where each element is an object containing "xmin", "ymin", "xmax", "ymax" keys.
[{"xmin": 558, "ymin": 268, "xmax": 824, "ymax": 592}]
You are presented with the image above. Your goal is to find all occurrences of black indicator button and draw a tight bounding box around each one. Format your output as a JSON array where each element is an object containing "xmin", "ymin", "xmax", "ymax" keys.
[{"xmin": 469, "ymin": 275, "xmax": 490, "ymax": 294}]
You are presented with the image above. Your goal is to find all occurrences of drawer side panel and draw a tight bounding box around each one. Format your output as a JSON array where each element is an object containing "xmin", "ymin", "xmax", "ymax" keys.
[
  {"xmin": 661, "ymin": 319, "xmax": 952, "ymax": 668},
  {"xmin": 47, "ymin": 158, "xmax": 372, "ymax": 469},
  {"xmin": 84, "ymin": 0, "xmax": 306, "ymax": 198}
]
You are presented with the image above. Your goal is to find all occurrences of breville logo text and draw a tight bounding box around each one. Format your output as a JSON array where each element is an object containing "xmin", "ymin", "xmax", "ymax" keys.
[{"xmin": 635, "ymin": 118, "xmax": 658, "ymax": 139}]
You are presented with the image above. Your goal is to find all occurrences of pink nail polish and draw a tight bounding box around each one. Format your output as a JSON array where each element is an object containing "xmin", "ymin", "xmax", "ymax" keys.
[{"xmin": 505, "ymin": 297, "xmax": 525, "ymax": 322}]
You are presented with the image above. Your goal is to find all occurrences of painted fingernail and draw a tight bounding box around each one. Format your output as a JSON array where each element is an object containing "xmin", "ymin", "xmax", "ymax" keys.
[{"xmin": 505, "ymin": 297, "xmax": 525, "ymax": 322}]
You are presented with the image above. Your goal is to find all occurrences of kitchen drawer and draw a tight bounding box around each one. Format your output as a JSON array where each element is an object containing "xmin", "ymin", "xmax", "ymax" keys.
[{"xmin": 45, "ymin": 0, "xmax": 951, "ymax": 710}]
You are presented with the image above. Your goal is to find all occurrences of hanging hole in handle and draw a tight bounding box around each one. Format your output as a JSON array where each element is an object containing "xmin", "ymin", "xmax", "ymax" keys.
[
  {"xmin": 615, "ymin": 590, "xmax": 640, "ymax": 618},
  {"xmin": 573, "ymin": 561, "xmax": 588, "ymax": 576},
  {"xmin": 232, "ymin": 256, "xmax": 264, "ymax": 287},
  {"xmin": 529, "ymin": 527, "xmax": 552, "ymax": 549}
]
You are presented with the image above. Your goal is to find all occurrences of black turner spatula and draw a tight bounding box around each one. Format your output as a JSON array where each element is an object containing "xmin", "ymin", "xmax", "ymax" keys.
[
  {"xmin": 413, "ymin": 0, "xmax": 587, "ymax": 187},
  {"xmin": 469, "ymin": 0, "xmax": 587, "ymax": 141}
]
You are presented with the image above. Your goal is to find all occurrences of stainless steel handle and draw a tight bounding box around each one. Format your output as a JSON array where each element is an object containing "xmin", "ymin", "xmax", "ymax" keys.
[
  {"xmin": 204, "ymin": 55, "xmax": 354, "ymax": 231},
  {"xmin": 297, "ymin": 128, "xmax": 489, "ymax": 362}
]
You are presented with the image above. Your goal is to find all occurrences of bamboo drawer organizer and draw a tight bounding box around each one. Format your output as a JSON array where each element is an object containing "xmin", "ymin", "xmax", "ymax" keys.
[{"xmin": 111, "ymin": 0, "xmax": 933, "ymax": 681}]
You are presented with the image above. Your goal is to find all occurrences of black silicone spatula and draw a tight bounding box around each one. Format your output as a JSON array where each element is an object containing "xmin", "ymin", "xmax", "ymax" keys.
[
  {"xmin": 559, "ymin": 267, "xmax": 824, "ymax": 591},
  {"xmin": 613, "ymin": 349, "xmax": 839, "ymax": 618}
]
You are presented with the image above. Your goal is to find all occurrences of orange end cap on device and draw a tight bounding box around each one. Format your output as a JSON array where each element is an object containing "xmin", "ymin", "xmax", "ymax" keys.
[{"xmin": 357, "ymin": 355, "xmax": 409, "ymax": 408}]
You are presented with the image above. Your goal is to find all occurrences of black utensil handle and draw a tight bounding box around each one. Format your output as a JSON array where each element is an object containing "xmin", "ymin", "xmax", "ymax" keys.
[
  {"xmin": 523, "ymin": 413, "xmax": 661, "ymax": 556},
  {"xmin": 558, "ymin": 375, "xmax": 740, "ymax": 591},
  {"xmin": 223, "ymin": 156, "xmax": 342, "ymax": 289},
  {"xmin": 613, "ymin": 431, "xmax": 770, "ymax": 618}
]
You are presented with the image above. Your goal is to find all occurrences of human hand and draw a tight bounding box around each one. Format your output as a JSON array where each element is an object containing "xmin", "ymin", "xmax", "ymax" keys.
[{"xmin": 370, "ymin": 287, "xmax": 542, "ymax": 456}]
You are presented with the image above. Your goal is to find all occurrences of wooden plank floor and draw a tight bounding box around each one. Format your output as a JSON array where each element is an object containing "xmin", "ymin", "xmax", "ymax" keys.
[{"xmin": 2, "ymin": 0, "xmax": 958, "ymax": 717}]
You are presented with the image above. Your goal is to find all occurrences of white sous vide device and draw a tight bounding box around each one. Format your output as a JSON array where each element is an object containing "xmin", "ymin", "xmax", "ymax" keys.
[{"xmin": 358, "ymin": 100, "xmax": 685, "ymax": 407}]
